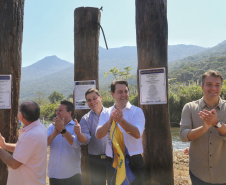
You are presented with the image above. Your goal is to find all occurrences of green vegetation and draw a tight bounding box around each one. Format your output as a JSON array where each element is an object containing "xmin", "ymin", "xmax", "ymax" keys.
[
  {"xmin": 169, "ymin": 56, "xmax": 226, "ymax": 84},
  {"xmin": 32, "ymin": 79, "xmax": 226, "ymax": 127},
  {"xmin": 48, "ymin": 91, "xmax": 65, "ymax": 104},
  {"xmin": 21, "ymin": 41, "xmax": 226, "ymax": 126},
  {"xmin": 168, "ymin": 82, "xmax": 203, "ymax": 126},
  {"xmin": 40, "ymin": 103, "xmax": 59, "ymax": 121},
  {"xmin": 104, "ymin": 66, "xmax": 135, "ymax": 80},
  {"xmin": 100, "ymin": 84, "xmax": 138, "ymax": 108},
  {"xmin": 101, "ymin": 66, "xmax": 137, "ymax": 107},
  {"xmin": 32, "ymin": 91, "xmax": 69, "ymax": 123},
  {"xmin": 169, "ymin": 41, "xmax": 226, "ymax": 84}
]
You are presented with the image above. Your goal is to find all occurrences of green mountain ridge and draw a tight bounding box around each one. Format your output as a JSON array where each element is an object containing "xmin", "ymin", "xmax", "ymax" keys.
[
  {"xmin": 20, "ymin": 44, "xmax": 215, "ymax": 101},
  {"xmin": 22, "ymin": 55, "xmax": 73, "ymax": 81},
  {"xmin": 169, "ymin": 40, "xmax": 226, "ymax": 83}
]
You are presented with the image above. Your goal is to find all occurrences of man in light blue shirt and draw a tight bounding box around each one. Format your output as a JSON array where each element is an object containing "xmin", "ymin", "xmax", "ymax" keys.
[
  {"xmin": 47, "ymin": 100, "xmax": 82, "ymax": 185},
  {"xmin": 75, "ymin": 88, "xmax": 107, "ymax": 185}
]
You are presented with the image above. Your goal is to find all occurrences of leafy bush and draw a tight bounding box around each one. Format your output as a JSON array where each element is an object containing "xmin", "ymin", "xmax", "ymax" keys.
[{"xmin": 40, "ymin": 103, "xmax": 59, "ymax": 120}]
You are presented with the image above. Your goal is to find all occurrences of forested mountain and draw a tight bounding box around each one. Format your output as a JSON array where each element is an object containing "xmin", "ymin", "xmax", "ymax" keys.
[
  {"xmin": 21, "ymin": 55, "xmax": 73, "ymax": 81},
  {"xmin": 21, "ymin": 66, "xmax": 74, "ymax": 101},
  {"xmin": 20, "ymin": 43, "xmax": 213, "ymax": 101},
  {"xmin": 169, "ymin": 40, "xmax": 226, "ymax": 84},
  {"xmin": 168, "ymin": 44, "xmax": 206, "ymax": 62}
]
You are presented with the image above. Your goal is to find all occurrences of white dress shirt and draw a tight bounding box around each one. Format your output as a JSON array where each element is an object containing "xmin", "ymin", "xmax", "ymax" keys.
[{"xmin": 96, "ymin": 102, "xmax": 145, "ymax": 157}]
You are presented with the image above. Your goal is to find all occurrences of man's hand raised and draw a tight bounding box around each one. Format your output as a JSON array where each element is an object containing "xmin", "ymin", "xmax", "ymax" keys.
[
  {"xmin": 74, "ymin": 119, "xmax": 88, "ymax": 143},
  {"xmin": 74, "ymin": 119, "xmax": 81, "ymax": 135},
  {"xmin": 53, "ymin": 117, "xmax": 65, "ymax": 132}
]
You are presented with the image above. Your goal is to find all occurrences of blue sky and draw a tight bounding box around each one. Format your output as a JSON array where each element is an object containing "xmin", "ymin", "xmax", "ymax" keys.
[{"xmin": 22, "ymin": 0, "xmax": 226, "ymax": 67}]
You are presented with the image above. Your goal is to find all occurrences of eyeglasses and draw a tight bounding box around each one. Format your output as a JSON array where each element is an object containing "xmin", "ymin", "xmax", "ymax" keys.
[{"xmin": 86, "ymin": 96, "xmax": 99, "ymax": 103}]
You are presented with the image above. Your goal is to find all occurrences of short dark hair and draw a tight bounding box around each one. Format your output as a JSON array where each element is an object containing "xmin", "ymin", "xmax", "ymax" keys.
[
  {"xmin": 202, "ymin": 70, "xmax": 224, "ymax": 86},
  {"xmin": 19, "ymin": 101, "xmax": 40, "ymax": 122},
  {"xmin": 111, "ymin": 80, "xmax": 129, "ymax": 93},
  {"xmin": 60, "ymin": 100, "xmax": 74, "ymax": 118},
  {"xmin": 85, "ymin": 88, "xmax": 100, "ymax": 99}
]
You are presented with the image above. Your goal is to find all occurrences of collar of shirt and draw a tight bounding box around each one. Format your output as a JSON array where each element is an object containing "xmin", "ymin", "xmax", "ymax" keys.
[
  {"xmin": 65, "ymin": 119, "xmax": 75, "ymax": 126},
  {"xmin": 200, "ymin": 97, "xmax": 223, "ymax": 110},
  {"xmin": 113, "ymin": 101, "xmax": 132, "ymax": 110},
  {"xmin": 21, "ymin": 119, "xmax": 41, "ymax": 134},
  {"xmin": 90, "ymin": 109, "xmax": 98, "ymax": 117}
]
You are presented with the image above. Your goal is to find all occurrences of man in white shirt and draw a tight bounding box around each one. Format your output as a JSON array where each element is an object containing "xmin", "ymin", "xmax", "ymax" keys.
[
  {"xmin": 0, "ymin": 101, "xmax": 47, "ymax": 185},
  {"xmin": 96, "ymin": 80, "xmax": 145, "ymax": 185}
]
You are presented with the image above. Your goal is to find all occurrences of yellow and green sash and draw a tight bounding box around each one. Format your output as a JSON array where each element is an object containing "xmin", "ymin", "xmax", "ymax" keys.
[{"xmin": 110, "ymin": 120, "xmax": 135, "ymax": 185}]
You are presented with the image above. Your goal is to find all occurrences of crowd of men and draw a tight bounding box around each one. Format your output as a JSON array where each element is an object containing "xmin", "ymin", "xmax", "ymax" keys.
[
  {"xmin": 0, "ymin": 80, "xmax": 145, "ymax": 185},
  {"xmin": 1, "ymin": 70, "xmax": 226, "ymax": 185}
]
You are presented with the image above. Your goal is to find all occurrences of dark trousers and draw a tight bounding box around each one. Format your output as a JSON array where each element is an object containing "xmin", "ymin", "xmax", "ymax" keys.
[
  {"xmin": 49, "ymin": 173, "xmax": 81, "ymax": 185},
  {"xmin": 89, "ymin": 154, "xmax": 107, "ymax": 185},
  {"xmin": 189, "ymin": 170, "xmax": 226, "ymax": 185},
  {"xmin": 106, "ymin": 154, "xmax": 145, "ymax": 185}
]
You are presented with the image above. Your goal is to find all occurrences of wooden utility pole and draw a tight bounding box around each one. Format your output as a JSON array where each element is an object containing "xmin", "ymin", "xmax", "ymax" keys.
[
  {"xmin": 74, "ymin": 7, "xmax": 101, "ymax": 185},
  {"xmin": 136, "ymin": 0, "xmax": 174, "ymax": 184},
  {"xmin": 0, "ymin": 0, "xmax": 24, "ymax": 184}
]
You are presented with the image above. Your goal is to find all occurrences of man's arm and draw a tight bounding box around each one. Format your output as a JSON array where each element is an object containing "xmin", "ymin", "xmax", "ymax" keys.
[
  {"xmin": 111, "ymin": 108, "xmax": 141, "ymax": 139},
  {"xmin": 118, "ymin": 118, "xmax": 140, "ymax": 139},
  {"xmin": 96, "ymin": 119, "xmax": 112, "ymax": 139},
  {"xmin": 0, "ymin": 147, "xmax": 22, "ymax": 169},
  {"xmin": 0, "ymin": 133, "xmax": 16, "ymax": 152},
  {"xmin": 47, "ymin": 127, "xmax": 60, "ymax": 146},
  {"xmin": 180, "ymin": 103, "xmax": 211, "ymax": 141},
  {"xmin": 53, "ymin": 117, "xmax": 74, "ymax": 145},
  {"xmin": 187, "ymin": 123, "xmax": 211, "ymax": 141},
  {"xmin": 217, "ymin": 124, "xmax": 226, "ymax": 135},
  {"xmin": 199, "ymin": 109, "xmax": 226, "ymax": 135},
  {"xmin": 61, "ymin": 131, "xmax": 74, "ymax": 145}
]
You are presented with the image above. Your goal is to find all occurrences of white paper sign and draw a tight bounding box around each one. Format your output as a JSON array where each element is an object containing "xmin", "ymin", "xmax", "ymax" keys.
[
  {"xmin": 74, "ymin": 80, "xmax": 96, "ymax": 109},
  {"xmin": 139, "ymin": 68, "xmax": 167, "ymax": 105},
  {"xmin": 0, "ymin": 75, "xmax": 11, "ymax": 109}
]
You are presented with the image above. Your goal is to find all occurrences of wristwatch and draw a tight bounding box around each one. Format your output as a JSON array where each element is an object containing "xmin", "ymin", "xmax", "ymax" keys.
[
  {"xmin": 214, "ymin": 121, "xmax": 223, "ymax": 128},
  {"xmin": 60, "ymin": 128, "xmax": 67, "ymax": 134}
]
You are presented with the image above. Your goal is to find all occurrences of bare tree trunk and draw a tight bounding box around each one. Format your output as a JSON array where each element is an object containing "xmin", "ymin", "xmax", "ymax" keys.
[
  {"xmin": 136, "ymin": 0, "xmax": 174, "ymax": 184},
  {"xmin": 0, "ymin": 0, "xmax": 24, "ymax": 184},
  {"xmin": 74, "ymin": 7, "xmax": 101, "ymax": 185}
]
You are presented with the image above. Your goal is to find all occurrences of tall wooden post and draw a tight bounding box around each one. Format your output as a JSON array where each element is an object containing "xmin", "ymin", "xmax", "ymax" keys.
[
  {"xmin": 74, "ymin": 7, "xmax": 101, "ymax": 185},
  {"xmin": 136, "ymin": 0, "xmax": 174, "ymax": 185},
  {"xmin": 0, "ymin": 0, "xmax": 24, "ymax": 184}
]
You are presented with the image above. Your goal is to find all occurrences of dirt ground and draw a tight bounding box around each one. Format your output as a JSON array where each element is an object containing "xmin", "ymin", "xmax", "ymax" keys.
[
  {"xmin": 173, "ymin": 150, "xmax": 191, "ymax": 185},
  {"xmin": 46, "ymin": 149, "xmax": 191, "ymax": 185}
]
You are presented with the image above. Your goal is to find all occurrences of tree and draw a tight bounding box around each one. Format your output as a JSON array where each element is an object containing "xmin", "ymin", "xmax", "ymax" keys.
[
  {"xmin": 68, "ymin": 94, "xmax": 73, "ymax": 99},
  {"xmin": 40, "ymin": 103, "xmax": 59, "ymax": 120},
  {"xmin": 74, "ymin": 7, "xmax": 101, "ymax": 185},
  {"xmin": 33, "ymin": 91, "xmax": 48, "ymax": 105},
  {"xmin": 136, "ymin": 0, "xmax": 174, "ymax": 184},
  {"xmin": 104, "ymin": 66, "xmax": 135, "ymax": 80},
  {"xmin": 0, "ymin": 1, "xmax": 24, "ymax": 184},
  {"xmin": 48, "ymin": 91, "xmax": 65, "ymax": 104}
]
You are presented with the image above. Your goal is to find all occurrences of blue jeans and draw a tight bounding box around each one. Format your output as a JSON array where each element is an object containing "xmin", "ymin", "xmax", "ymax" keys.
[{"xmin": 189, "ymin": 170, "xmax": 226, "ymax": 185}]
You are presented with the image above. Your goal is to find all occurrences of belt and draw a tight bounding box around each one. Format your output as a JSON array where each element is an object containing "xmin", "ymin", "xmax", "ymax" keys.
[
  {"xmin": 89, "ymin": 154, "xmax": 107, "ymax": 159},
  {"xmin": 106, "ymin": 154, "xmax": 143, "ymax": 161}
]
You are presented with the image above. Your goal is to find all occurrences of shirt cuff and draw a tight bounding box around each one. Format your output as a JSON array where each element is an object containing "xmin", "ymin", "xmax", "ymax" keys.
[
  {"xmin": 180, "ymin": 129, "xmax": 190, "ymax": 142},
  {"xmin": 71, "ymin": 135, "xmax": 80, "ymax": 148}
]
